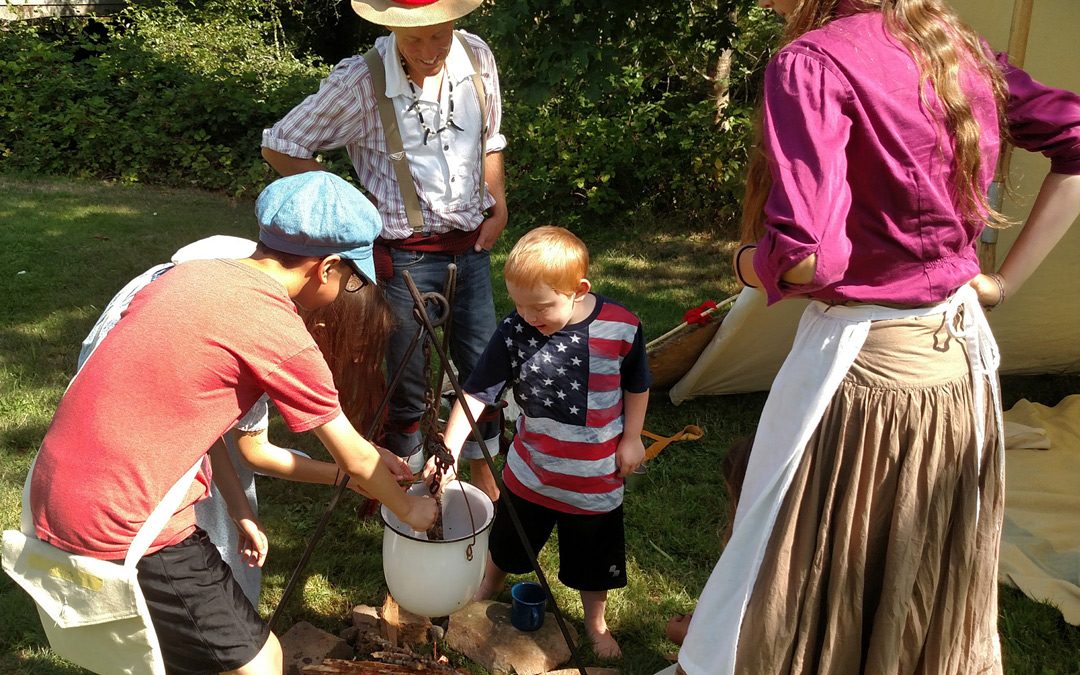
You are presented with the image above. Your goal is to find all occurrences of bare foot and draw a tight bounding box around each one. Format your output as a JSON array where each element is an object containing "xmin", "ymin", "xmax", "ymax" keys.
[
  {"xmin": 472, "ymin": 557, "xmax": 507, "ymax": 602},
  {"xmin": 665, "ymin": 612, "xmax": 693, "ymax": 646},
  {"xmin": 587, "ymin": 627, "xmax": 622, "ymax": 659},
  {"xmin": 472, "ymin": 577, "xmax": 501, "ymax": 602}
]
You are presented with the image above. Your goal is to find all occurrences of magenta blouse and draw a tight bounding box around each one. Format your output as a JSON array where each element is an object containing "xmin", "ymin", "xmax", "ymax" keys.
[{"xmin": 752, "ymin": 11, "xmax": 1080, "ymax": 305}]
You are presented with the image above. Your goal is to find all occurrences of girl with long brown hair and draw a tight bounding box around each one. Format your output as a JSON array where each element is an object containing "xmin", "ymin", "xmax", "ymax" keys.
[
  {"xmin": 302, "ymin": 281, "xmax": 395, "ymax": 432},
  {"xmin": 675, "ymin": 1, "xmax": 1080, "ymax": 673}
]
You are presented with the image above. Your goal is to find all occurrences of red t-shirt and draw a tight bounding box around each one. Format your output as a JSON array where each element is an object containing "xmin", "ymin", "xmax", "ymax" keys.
[{"xmin": 31, "ymin": 260, "xmax": 341, "ymax": 558}]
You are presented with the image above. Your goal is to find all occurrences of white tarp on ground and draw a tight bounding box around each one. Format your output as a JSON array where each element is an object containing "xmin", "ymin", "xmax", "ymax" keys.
[{"xmin": 1001, "ymin": 396, "xmax": 1080, "ymax": 625}]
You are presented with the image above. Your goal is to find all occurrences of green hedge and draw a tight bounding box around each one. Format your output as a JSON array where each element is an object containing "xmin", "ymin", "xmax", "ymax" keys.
[
  {"xmin": 0, "ymin": 0, "xmax": 778, "ymax": 229},
  {"xmin": 469, "ymin": 0, "xmax": 778, "ymax": 227},
  {"xmin": 0, "ymin": 2, "xmax": 334, "ymax": 194}
]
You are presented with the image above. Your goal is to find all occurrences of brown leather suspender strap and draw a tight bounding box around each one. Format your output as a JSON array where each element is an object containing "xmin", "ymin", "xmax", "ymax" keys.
[
  {"xmin": 364, "ymin": 33, "xmax": 490, "ymax": 235},
  {"xmin": 363, "ymin": 47, "xmax": 426, "ymax": 233}
]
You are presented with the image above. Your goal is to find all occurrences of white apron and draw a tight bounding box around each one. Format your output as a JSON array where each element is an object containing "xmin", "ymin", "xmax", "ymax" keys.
[{"xmin": 678, "ymin": 284, "xmax": 1003, "ymax": 675}]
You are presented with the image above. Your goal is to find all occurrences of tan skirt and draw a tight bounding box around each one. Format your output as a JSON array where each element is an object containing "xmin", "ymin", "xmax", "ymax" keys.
[{"xmin": 735, "ymin": 313, "xmax": 1003, "ymax": 675}]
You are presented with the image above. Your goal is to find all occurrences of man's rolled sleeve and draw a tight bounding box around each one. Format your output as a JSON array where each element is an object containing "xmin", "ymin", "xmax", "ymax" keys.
[
  {"xmin": 467, "ymin": 33, "xmax": 507, "ymax": 155},
  {"xmin": 260, "ymin": 130, "xmax": 315, "ymax": 159},
  {"xmin": 262, "ymin": 64, "xmax": 376, "ymax": 159}
]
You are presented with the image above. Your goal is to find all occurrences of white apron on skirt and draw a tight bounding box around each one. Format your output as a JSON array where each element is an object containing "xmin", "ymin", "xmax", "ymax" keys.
[{"xmin": 678, "ymin": 284, "xmax": 1003, "ymax": 675}]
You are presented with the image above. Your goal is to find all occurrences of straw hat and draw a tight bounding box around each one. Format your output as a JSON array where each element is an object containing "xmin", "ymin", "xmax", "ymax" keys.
[{"xmin": 351, "ymin": 0, "xmax": 483, "ymax": 27}]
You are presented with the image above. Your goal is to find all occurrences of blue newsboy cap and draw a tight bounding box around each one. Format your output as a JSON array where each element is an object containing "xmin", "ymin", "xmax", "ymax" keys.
[{"xmin": 256, "ymin": 172, "xmax": 381, "ymax": 283}]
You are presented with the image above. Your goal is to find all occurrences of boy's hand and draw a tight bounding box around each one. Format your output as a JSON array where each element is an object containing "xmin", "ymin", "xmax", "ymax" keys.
[
  {"xmin": 399, "ymin": 493, "xmax": 439, "ymax": 532},
  {"xmin": 615, "ymin": 434, "xmax": 646, "ymax": 478},
  {"xmin": 421, "ymin": 454, "xmax": 458, "ymax": 496},
  {"xmin": 376, "ymin": 444, "xmax": 414, "ymax": 483},
  {"xmin": 235, "ymin": 517, "xmax": 269, "ymax": 568}
]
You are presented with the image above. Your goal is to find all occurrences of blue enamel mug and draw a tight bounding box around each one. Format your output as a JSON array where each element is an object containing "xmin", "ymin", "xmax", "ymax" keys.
[{"xmin": 510, "ymin": 581, "xmax": 547, "ymax": 631}]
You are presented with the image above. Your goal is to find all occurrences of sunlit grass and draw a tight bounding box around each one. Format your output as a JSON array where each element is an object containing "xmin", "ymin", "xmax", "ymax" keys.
[{"xmin": 2, "ymin": 176, "xmax": 1078, "ymax": 674}]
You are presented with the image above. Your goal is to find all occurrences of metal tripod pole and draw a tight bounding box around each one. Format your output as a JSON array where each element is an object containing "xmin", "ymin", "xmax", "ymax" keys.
[
  {"xmin": 400, "ymin": 271, "xmax": 589, "ymax": 675},
  {"xmin": 270, "ymin": 308, "xmax": 433, "ymax": 629}
]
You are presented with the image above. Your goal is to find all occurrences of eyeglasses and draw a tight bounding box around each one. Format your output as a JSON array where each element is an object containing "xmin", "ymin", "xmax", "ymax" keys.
[
  {"xmin": 341, "ymin": 262, "xmax": 367, "ymax": 293},
  {"xmin": 345, "ymin": 274, "xmax": 366, "ymax": 293}
]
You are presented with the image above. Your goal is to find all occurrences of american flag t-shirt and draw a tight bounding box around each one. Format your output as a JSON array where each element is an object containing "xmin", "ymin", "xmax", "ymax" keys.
[{"xmin": 465, "ymin": 295, "xmax": 650, "ymax": 514}]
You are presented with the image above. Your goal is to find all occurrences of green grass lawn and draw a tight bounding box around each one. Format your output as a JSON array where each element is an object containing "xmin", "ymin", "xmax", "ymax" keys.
[{"xmin": 2, "ymin": 175, "xmax": 1078, "ymax": 674}]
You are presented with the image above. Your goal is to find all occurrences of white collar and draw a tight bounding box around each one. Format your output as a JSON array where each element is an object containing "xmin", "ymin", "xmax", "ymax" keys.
[{"xmin": 383, "ymin": 31, "xmax": 475, "ymax": 100}]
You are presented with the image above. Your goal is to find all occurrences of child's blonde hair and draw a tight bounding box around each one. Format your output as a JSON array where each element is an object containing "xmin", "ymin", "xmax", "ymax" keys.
[{"xmin": 505, "ymin": 226, "xmax": 589, "ymax": 294}]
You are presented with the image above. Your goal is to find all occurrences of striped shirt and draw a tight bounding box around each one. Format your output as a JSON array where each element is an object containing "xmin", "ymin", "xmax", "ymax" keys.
[
  {"xmin": 466, "ymin": 296, "xmax": 651, "ymax": 514},
  {"xmin": 261, "ymin": 30, "xmax": 506, "ymax": 239}
]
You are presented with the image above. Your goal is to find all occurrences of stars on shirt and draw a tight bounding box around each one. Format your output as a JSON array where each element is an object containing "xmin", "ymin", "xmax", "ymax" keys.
[{"xmin": 501, "ymin": 315, "xmax": 589, "ymax": 425}]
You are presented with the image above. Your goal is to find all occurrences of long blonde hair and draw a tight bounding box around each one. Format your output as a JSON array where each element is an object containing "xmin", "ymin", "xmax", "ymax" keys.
[{"xmin": 740, "ymin": 0, "xmax": 1009, "ymax": 243}]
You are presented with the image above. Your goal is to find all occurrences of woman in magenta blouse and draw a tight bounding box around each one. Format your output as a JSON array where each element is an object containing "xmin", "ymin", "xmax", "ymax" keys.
[{"xmin": 675, "ymin": 1, "xmax": 1080, "ymax": 674}]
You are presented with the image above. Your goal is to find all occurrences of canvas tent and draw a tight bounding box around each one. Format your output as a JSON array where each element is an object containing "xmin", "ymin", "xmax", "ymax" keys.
[
  {"xmin": 670, "ymin": 0, "xmax": 1080, "ymax": 402},
  {"xmin": 666, "ymin": 0, "xmax": 1080, "ymax": 626}
]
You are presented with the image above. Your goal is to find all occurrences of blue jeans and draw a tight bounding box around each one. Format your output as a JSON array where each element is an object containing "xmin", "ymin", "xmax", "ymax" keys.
[{"xmin": 382, "ymin": 247, "xmax": 499, "ymax": 461}]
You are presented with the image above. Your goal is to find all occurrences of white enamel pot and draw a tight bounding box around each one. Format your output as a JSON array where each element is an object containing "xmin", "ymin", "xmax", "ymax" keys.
[{"xmin": 380, "ymin": 480, "xmax": 495, "ymax": 617}]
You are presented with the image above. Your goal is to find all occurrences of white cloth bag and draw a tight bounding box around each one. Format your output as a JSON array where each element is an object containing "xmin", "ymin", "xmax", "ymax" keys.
[{"xmin": 3, "ymin": 457, "xmax": 201, "ymax": 675}]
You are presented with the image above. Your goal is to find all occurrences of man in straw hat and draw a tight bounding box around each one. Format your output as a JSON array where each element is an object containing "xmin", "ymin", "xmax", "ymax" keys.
[{"xmin": 262, "ymin": 0, "xmax": 506, "ymax": 501}]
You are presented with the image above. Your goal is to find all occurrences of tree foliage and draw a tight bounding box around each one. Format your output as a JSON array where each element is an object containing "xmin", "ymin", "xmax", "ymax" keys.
[
  {"xmin": 466, "ymin": 0, "xmax": 780, "ymax": 228},
  {"xmin": 0, "ymin": 0, "xmax": 336, "ymax": 192},
  {"xmin": 0, "ymin": 0, "xmax": 780, "ymax": 229}
]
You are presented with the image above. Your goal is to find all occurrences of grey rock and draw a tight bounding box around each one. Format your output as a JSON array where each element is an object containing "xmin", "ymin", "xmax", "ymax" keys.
[
  {"xmin": 280, "ymin": 621, "xmax": 355, "ymax": 675},
  {"xmin": 338, "ymin": 625, "xmax": 361, "ymax": 644},
  {"xmin": 445, "ymin": 600, "xmax": 577, "ymax": 675},
  {"xmin": 352, "ymin": 604, "xmax": 381, "ymax": 628}
]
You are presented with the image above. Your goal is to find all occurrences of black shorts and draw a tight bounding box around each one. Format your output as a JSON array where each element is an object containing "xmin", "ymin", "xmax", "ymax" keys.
[
  {"xmin": 136, "ymin": 528, "xmax": 270, "ymax": 674},
  {"xmin": 488, "ymin": 488, "xmax": 626, "ymax": 592}
]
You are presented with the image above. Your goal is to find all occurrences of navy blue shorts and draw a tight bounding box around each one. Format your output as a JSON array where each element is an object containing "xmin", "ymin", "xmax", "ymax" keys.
[
  {"xmin": 488, "ymin": 489, "xmax": 626, "ymax": 592},
  {"xmin": 136, "ymin": 528, "xmax": 270, "ymax": 674}
]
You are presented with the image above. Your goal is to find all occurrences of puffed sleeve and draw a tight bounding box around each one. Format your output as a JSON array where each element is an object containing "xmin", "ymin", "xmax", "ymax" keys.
[
  {"xmin": 997, "ymin": 52, "xmax": 1080, "ymax": 175},
  {"xmin": 753, "ymin": 48, "xmax": 854, "ymax": 304}
]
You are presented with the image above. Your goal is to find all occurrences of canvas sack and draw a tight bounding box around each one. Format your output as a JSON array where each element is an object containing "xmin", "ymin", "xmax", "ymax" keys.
[{"xmin": 3, "ymin": 456, "xmax": 202, "ymax": 675}]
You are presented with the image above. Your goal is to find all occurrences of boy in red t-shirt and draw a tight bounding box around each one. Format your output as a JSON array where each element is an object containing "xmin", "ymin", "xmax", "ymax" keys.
[{"xmin": 29, "ymin": 171, "xmax": 437, "ymax": 674}]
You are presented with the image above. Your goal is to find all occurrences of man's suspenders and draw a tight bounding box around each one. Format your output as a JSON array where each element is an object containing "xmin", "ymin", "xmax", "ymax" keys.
[{"xmin": 363, "ymin": 31, "xmax": 488, "ymax": 234}]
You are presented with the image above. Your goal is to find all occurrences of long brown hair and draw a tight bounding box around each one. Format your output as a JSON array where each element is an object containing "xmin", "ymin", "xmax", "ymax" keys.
[
  {"xmin": 740, "ymin": 0, "xmax": 1010, "ymax": 243},
  {"xmin": 301, "ymin": 285, "xmax": 394, "ymax": 433}
]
